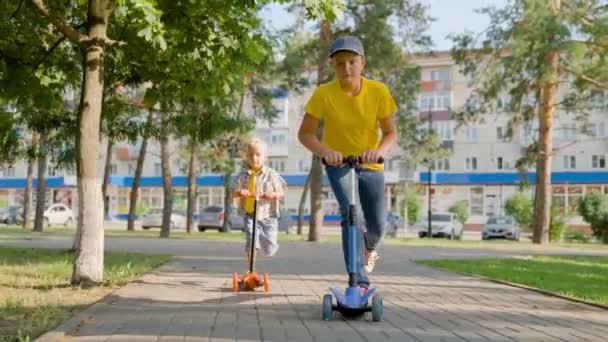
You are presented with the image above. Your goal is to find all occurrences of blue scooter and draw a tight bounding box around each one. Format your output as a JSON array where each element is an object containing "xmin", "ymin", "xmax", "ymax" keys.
[{"xmin": 321, "ymin": 156, "xmax": 383, "ymax": 322}]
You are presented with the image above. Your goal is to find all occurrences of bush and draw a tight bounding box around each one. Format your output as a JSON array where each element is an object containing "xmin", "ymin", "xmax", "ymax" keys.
[
  {"xmin": 579, "ymin": 191, "xmax": 608, "ymax": 244},
  {"xmin": 563, "ymin": 231, "xmax": 590, "ymax": 243},
  {"xmin": 549, "ymin": 206, "xmax": 566, "ymax": 242},
  {"xmin": 448, "ymin": 200, "xmax": 469, "ymax": 225},
  {"xmin": 504, "ymin": 192, "xmax": 532, "ymax": 226},
  {"xmin": 401, "ymin": 192, "xmax": 421, "ymax": 225}
]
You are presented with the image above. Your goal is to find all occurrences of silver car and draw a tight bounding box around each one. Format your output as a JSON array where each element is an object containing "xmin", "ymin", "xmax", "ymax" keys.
[
  {"xmin": 197, "ymin": 206, "xmax": 295, "ymax": 233},
  {"xmin": 416, "ymin": 212, "xmax": 463, "ymax": 239},
  {"xmin": 141, "ymin": 208, "xmax": 188, "ymax": 230},
  {"xmin": 198, "ymin": 206, "xmax": 244, "ymax": 232},
  {"xmin": 482, "ymin": 216, "xmax": 520, "ymax": 241}
]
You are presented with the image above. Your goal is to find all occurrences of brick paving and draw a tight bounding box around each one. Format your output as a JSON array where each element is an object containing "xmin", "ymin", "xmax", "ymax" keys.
[{"xmin": 22, "ymin": 238, "xmax": 608, "ymax": 342}]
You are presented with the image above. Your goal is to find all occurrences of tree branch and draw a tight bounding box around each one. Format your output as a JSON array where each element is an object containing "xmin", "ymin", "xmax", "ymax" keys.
[
  {"xmin": 11, "ymin": 0, "xmax": 25, "ymax": 18},
  {"xmin": 561, "ymin": 65, "xmax": 608, "ymax": 89},
  {"xmin": 30, "ymin": 0, "xmax": 88, "ymax": 44}
]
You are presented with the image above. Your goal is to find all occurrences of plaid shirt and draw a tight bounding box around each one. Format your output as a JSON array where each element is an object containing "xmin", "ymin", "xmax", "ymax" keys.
[{"xmin": 232, "ymin": 165, "xmax": 287, "ymax": 219}]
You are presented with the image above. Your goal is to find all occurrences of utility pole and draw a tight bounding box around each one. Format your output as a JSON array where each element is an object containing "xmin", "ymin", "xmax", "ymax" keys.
[{"xmin": 427, "ymin": 107, "xmax": 433, "ymax": 238}]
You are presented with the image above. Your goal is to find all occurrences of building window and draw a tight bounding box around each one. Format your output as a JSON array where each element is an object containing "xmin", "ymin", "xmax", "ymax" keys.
[
  {"xmin": 496, "ymin": 157, "xmax": 504, "ymax": 170},
  {"xmin": 128, "ymin": 163, "xmax": 135, "ymax": 176},
  {"xmin": 592, "ymin": 155, "xmax": 606, "ymax": 169},
  {"xmin": 298, "ymin": 160, "xmax": 310, "ymax": 172},
  {"xmin": 465, "ymin": 127, "xmax": 478, "ymax": 143},
  {"xmin": 496, "ymin": 126, "xmax": 506, "ymax": 141},
  {"xmin": 154, "ymin": 163, "xmax": 161, "ymax": 176},
  {"xmin": 432, "ymin": 158, "xmax": 450, "ymax": 171},
  {"xmin": 431, "ymin": 121, "xmax": 453, "ymax": 140},
  {"xmin": 591, "ymin": 123, "xmax": 606, "ymax": 138},
  {"xmin": 563, "ymin": 155, "xmax": 576, "ymax": 169},
  {"xmin": 465, "ymin": 157, "xmax": 478, "ymax": 171},
  {"xmin": 268, "ymin": 159, "xmax": 286, "ymax": 172},
  {"xmin": 418, "ymin": 92, "xmax": 451, "ymax": 111},
  {"xmin": 271, "ymin": 134, "xmax": 287, "ymax": 145},
  {"xmin": 497, "ymin": 95, "xmax": 511, "ymax": 111},
  {"xmin": 426, "ymin": 68, "xmax": 451, "ymax": 81},
  {"xmin": 0, "ymin": 167, "xmax": 15, "ymax": 177},
  {"xmin": 470, "ymin": 186, "xmax": 484, "ymax": 215},
  {"xmin": 560, "ymin": 124, "xmax": 577, "ymax": 140},
  {"xmin": 110, "ymin": 163, "xmax": 117, "ymax": 175}
]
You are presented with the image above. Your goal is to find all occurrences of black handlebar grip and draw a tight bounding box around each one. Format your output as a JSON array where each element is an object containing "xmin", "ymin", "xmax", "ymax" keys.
[{"xmin": 321, "ymin": 156, "xmax": 384, "ymax": 165}]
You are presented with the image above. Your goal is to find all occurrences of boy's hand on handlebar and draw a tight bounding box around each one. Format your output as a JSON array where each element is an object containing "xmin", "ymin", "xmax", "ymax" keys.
[
  {"xmin": 362, "ymin": 149, "xmax": 383, "ymax": 164},
  {"xmin": 261, "ymin": 192, "xmax": 281, "ymax": 200},
  {"xmin": 319, "ymin": 148, "xmax": 343, "ymax": 166},
  {"xmin": 238, "ymin": 189, "xmax": 252, "ymax": 198}
]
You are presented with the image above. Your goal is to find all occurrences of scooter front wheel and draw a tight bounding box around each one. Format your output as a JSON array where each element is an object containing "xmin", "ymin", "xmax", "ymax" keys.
[
  {"xmin": 322, "ymin": 294, "xmax": 333, "ymax": 321},
  {"xmin": 371, "ymin": 293, "xmax": 383, "ymax": 322}
]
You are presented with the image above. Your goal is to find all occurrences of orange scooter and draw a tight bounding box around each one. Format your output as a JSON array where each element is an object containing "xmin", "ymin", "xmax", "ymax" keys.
[{"xmin": 232, "ymin": 195, "xmax": 269, "ymax": 293}]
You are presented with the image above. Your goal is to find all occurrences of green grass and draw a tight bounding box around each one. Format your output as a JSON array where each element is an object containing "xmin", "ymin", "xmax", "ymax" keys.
[
  {"xmin": 0, "ymin": 247, "xmax": 171, "ymax": 341},
  {"xmin": 419, "ymin": 255, "xmax": 608, "ymax": 306}
]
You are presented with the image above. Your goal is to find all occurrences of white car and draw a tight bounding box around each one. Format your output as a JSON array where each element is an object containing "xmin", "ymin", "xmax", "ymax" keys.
[
  {"xmin": 43, "ymin": 203, "xmax": 75, "ymax": 227},
  {"xmin": 141, "ymin": 208, "xmax": 187, "ymax": 230},
  {"xmin": 416, "ymin": 212, "xmax": 463, "ymax": 239}
]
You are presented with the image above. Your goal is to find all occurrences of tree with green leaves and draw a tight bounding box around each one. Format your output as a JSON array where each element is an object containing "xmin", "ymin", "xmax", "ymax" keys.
[
  {"xmin": 450, "ymin": 0, "xmax": 608, "ymax": 244},
  {"xmin": 25, "ymin": 0, "xmax": 165, "ymax": 285},
  {"xmin": 1, "ymin": 1, "xmax": 81, "ymax": 232}
]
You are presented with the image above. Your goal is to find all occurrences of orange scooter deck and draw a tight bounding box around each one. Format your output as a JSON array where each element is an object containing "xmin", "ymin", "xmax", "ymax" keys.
[{"xmin": 233, "ymin": 271, "xmax": 269, "ymax": 292}]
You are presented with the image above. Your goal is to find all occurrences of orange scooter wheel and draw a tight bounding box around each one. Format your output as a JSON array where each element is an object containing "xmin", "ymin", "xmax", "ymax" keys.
[
  {"xmin": 263, "ymin": 273, "xmax": 270, "ymax": 292},
  {"xmin": 232, "ymin": 272, "xmax": 239, "ymax": 293}
]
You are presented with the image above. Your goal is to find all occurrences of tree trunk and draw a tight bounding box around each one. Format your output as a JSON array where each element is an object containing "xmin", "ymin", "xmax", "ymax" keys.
[
  {"xmin": 222, "ymin": 169, "xmax": 233, "ymax": 232},
  {"xmin": 532, "ymin": 6, "xmax": 560, "ymax": 245},
  {"xmin": 308, "ymin": 19, "xmax": 331, "ymax": 242},
  {"xmin": 186, "ymin": 141, "xmax": 197, "ymax": 234},
  {"xmin": 159, "ymin": 115, "xmax": 173, "ymax": 238},
  {"xmin": 71, "ymin": 1, "xmax": 109, "ymax": 286},
  {"xmin": 33, "ymin": 132, "xmax": 48, "ymax": 232},
  {"xmin": 101, "ymin": 138, "xmax": 113, "ymax": 219},
  {"xmin": 127, "ymin": 110, "xmax": 152, "ymax": 231},
  {"xmin": 23, "ymin": 132, "xmax": 39, "ymax": 229},
  {"xmin": 297, "ymin": 171, "xmax": 311, "ymax": 235}
]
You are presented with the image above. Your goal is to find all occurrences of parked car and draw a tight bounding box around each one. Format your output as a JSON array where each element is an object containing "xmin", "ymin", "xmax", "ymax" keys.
[
  {"xmin": 0, "ymin": 206, "xmax": 23, "ymax": 225},
  {"xmin": 482, "ymin": 216, "xmax": 520, "ymax": 241},
  {"xmin": 198, "ymin": 206, "xmax": 244, "ymax": 232},
  {"xmin": 416, "ymin": 212, "xmax": 463, "ymax": 239},
  {"xmin": 141, "ymin": 208, "xmax": 187, "ymax": 230},
  {"xmin": 42, "ymin": 203, "xmax": 75, "ymax": 227},
  {"xmin": 198, "ymin": 206, "xmax": 295, "ymax": 233}
]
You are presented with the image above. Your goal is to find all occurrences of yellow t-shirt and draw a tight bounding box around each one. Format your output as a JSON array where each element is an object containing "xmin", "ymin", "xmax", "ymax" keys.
[
  {"xmin": 245, "ymin": 169, "xmax": 258, "ymax": 214},
  {"xmin": 304, "ymin": 77, "xmax": 397, "ymax": 171}
]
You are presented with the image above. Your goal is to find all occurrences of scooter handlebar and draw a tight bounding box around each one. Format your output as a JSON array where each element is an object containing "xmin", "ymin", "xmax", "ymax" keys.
[{"xmin": 321, "ymin": 155, "xmax": 384, "ymax": 166}]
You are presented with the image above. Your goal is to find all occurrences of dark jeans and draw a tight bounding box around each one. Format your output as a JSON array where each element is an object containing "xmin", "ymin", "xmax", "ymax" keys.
[{"xmin": 325, "ymin": 165, "xmax": 385, "ymax": 287}]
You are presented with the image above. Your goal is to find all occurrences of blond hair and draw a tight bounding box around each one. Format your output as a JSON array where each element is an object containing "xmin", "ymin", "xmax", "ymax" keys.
[{"xmin": 246, "ymin": 137, "xmax": 268, "ymax": 152}]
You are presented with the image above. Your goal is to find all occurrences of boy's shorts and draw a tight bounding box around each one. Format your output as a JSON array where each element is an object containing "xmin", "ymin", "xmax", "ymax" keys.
[{"xmin": 244, "ymin": 215, "xmax": 279, "ymax": 256}]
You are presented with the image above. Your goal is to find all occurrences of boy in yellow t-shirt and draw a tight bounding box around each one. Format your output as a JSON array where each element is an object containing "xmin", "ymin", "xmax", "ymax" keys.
[
  {"xmin": 232, "ymin": 138, "xmax": 286, "ymax": 260},
  {"xmin": 298, "ymin": 36, "xmax": 397, "ymax": 290}
]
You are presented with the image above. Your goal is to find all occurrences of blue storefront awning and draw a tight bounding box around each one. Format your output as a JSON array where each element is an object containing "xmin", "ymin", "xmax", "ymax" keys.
[{"xmin": 418, "ymin": 171, "xmax": 608, "ymax": 185}]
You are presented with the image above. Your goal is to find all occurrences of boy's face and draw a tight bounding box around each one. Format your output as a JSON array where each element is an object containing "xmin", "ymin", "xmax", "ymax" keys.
[
  {"xmin": 330, "ymin": 51, "xmax": 365, "ymax": 83},
  {"xmin": 246, "ymin": 144, "xmax": 267, "ymax": 170}
]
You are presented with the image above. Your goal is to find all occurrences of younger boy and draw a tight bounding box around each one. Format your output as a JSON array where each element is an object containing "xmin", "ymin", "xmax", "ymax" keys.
[{"xmin": 232, "ymin": 138, "xmax": 287, "ymax": 259}]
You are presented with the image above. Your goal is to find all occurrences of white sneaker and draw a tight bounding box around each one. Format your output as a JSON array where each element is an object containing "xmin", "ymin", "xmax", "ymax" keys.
[{"xmin": 364, "ymin": 249, "xmax": 379, "ymax": 273}]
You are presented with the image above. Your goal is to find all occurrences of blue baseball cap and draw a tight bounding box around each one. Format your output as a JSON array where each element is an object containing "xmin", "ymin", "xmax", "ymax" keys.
[{"xmin": 329, "ymin": 36, "xmax": 365, "ymax": 58}]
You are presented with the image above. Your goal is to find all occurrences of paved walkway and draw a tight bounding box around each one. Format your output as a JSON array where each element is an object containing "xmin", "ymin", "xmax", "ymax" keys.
[{"xmin": 19, "ymin": 238, "xmax": 607, "ymax": 342}]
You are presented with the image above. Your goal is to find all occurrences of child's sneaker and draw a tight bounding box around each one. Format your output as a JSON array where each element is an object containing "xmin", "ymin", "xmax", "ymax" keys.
[{"xmin": 364, "ymin": 249, "xmax": 379, "ymax": 273}]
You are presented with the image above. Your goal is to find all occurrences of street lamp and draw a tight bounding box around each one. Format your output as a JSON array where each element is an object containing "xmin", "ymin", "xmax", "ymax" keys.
[{"xmin": 427, "ymin": 107, "xmax": 433, "ymax": 238}]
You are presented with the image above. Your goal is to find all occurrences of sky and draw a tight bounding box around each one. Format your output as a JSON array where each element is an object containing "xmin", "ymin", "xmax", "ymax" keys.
[{"xmin": 260, "ymin": 0, "xmax": 509, "ymax": 51}]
